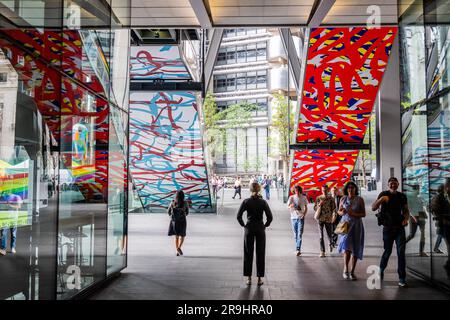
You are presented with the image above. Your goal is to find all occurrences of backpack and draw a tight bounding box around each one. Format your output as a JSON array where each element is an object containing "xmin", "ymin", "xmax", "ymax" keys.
[{"xmin": 172, "ymin": 206, "xmax": 186, "ymax": 221}]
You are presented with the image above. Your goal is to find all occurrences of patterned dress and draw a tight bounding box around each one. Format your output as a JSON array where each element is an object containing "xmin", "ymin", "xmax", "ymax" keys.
[{"xmin": 337, "ymin": 196, "xmax": 365, "ymax": 260}]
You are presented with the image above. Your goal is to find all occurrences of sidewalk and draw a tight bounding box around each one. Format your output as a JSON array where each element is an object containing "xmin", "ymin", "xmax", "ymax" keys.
[{"xmin": 91, "ymin": 189, "xmax": 449, "ymax": 300}]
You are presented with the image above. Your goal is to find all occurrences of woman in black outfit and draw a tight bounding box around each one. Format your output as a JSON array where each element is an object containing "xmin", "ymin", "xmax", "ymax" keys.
[
  {"xmin": 237, "ymin": 182, "xmax": 273, "ymax": 286},
  {"xmin": 168, "ymin": 190, "xmax": 189, "ymax": 256}
]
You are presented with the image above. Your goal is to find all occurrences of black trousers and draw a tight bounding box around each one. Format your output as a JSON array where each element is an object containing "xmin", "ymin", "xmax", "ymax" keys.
[
  {"xmin": 243, "ymin": 223, "xmax": 266, "ymax": 277},
  {"xmin": 380, "ymin": 227, "xmax": 406, "ymax": 281},
  {"xmin": 318, "ymin": 221, "xmax": 333, "ymax": 252},
  {"xmin": 233, "ymin": 187, "xmax": 241, "ymax": 199}
]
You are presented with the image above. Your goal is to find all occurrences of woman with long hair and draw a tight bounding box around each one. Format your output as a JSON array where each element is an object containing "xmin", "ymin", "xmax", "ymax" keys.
[
  {"xmin": 167, "ymin": 190, "xmax": 189, "ymax": 256},
  {"xmin": 237, "ymin": 182, "xmax": 273, "ymax": 286},
  {"xmin": 337, "ymin": 181, "xmax": 366, "ymax": 280}
]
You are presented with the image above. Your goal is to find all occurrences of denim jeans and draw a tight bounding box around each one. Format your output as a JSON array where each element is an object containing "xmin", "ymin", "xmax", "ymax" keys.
[
  {"xmin": 264, "ymin": 188, "xmax": 270, "ymax": 200},
  {"xmin": 1, "ymin": 227, "xmax": 17, "ymax": 250},
  {"xmin": 380, "ymin": 226, "xmax": 406, "ymax": 281},
  {"xmin": 291, "ymin": 218, "xmax": 305, "ymax": 251},
  {"xmin": 406, "ymin": 216, "xmax": 426, "ymax": 253}
]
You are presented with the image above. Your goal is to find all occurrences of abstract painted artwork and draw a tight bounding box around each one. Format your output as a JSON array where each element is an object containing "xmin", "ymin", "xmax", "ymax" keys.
[
  {"xmin": 297, "ymin": 27, "xmax": 397, "ymax": 143},
  {"xmin": 291, "ymin": 27, "xmax": 397, "ymax": 198},
  {"xmin": 0, "ymin": 29, "xmax": 112, "ymax": 200},
  {"xmin": 291, "ymin": 150, "xmax": 359, "ymax": 201},
  {"xmin": 129, "ymin": 91, "xmax": 212, "ymax": 211},
  {"xmin": 130, "ymin": 46, "xmax": 191, "ymax": 80}
]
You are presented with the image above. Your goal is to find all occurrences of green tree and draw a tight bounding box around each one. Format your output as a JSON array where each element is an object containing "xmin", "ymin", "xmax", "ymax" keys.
[
  {"xmin": 270, "ymin": 94, "xmax": 295, "ymax": 180},
  {"xmin": 203, "ymin": 93, "xmax": 258, "ymax": 173}
]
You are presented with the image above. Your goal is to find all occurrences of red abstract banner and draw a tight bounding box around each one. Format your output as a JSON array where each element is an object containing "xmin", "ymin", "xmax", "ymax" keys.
[
  {"xmin": 291, "ymin": 27, "xmax": 397, "ymax": 198},
  {"xmin": 297, "ymin": 27, "xmax": 396, "ymax": 143},
  {"xmin": 291, "ymin": 150, "xmax": 359, "ymax": 201}
]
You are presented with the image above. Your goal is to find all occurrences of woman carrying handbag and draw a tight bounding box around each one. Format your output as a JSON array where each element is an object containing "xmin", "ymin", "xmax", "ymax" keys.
[{"xmin": 337, "ymin": 181, "xmax": 366, "ymax": 280}]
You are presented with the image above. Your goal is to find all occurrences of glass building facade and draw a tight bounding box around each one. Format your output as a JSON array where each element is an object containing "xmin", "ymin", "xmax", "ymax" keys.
[
  {"xmin": 400, "ymin": 0, "xmax": 450, "ymax": 289},
  {"xmin": 0, "ymin": 0, "xmax": 130, "ymax": 299}
]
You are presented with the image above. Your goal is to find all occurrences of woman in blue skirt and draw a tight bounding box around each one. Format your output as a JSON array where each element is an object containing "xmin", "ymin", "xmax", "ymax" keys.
[{"xmin": 337, "ymin": 181, "xmax": 366, "ymax": 280}]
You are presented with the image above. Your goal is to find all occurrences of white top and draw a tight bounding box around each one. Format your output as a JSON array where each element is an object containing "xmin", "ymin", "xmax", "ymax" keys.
[
  {"xmin": 287, "ymin": 194, "xmax": 308, "ymax": 219},
  {"xmin": 234, "ymin": 179, "xmax": 241, "ymax": 187}
]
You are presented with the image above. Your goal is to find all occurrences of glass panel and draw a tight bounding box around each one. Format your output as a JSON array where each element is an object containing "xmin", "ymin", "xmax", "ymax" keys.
[
  {"xmin": 399, "ymin": 26, "xmax": 426, "ymax": 107},
  {"xmin": 427, "ymin": 92, "xmax": 450, "ymax": 286},
  {"xmin": 427, "ymin": 26, "xmax": 450, "ymax": 97},
  {"xmin": 57, "ymin": 110, "xmax": 107, "ymax": 299},
  {"xmin": 107, "ymin": 115, "xmax": 126, "ymax": 275},
  {"xmin": 402, "ymin": 104, "xmax": 431, "ymax": 277}
]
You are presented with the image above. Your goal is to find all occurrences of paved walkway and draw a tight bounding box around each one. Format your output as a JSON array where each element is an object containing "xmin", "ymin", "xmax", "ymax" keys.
[{"xmin": 91, "ymin": 189, "xmax": 449, "ymax": 300}]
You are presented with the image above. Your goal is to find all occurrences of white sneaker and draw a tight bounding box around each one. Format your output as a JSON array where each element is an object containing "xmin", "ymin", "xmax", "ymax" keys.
[
  {"xmin": 319, "ymin": 252, "xmax": 326, "ymax": 258},
  {"xmin": 0, "ymin": 249, "xmax": 6, "ymax": 256},
  {"xmin": 11, "ymin": 248, "xmax": 16, "ymax": 254}
]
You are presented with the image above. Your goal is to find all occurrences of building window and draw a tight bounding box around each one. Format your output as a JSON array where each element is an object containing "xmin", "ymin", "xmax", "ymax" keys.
[
  {"xmin": 257, "ymin": 70, "xmax": 267, "ymax": 89},
  {"xmin": 217, "ymin": 51, "xmax": 226, "ymax": 65},
  {"xmin": 226, "ymin": 49, "xmax": 236, "ymax": 64},
  {"xmin": 0, "ymin": 73, "xmax": 7, "ymax": 83}
]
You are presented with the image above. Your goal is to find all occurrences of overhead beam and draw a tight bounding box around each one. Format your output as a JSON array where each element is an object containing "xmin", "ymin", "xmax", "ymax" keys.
[
  {"xmin": 204, "ymin": 28, "xmax": 224, "ymax": 91},
  {"xmin": 307, "ymin": 0, "xmax": 336, "ymax": 27},
  {"xmin": 189, "ymin": 0, "xmax": 212, "ymax": 28},
  {"xmin": 279, "ymin": 28, "xmax": 302, "ymax": 92},
  {"xmin": 290, "ymin": 143, "xmax": 370, "ymax": 150},
  {"xmin": 130, "ymin": 81, "xmax": 203, "ymax": 92}
]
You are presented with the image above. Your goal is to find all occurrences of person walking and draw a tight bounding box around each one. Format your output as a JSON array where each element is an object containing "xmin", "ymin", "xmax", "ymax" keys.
[
  {"xmin": 167, "ymin": 190, "xmax": 189, "ymax": 256},
  {"xmin": 232, "ymin": 176, "xmax": 242, "ymax": 199},
  {"xmin": 405, "ymin": 186, "xmax": 428, "ymax": 256},
  {"xmin": 211, "ymin": 175, "xmax": 218, "ymax": 199},
  {"xmin": 337, "ymin": 181, "xmax": 366, "ymax": 280},
  {"xmin": 314, "ymin": 184, "xmax": 336, "ymax": 257},
  {"xmin": 0, "ymin": 191, "xmax": 22, "ymax": 255},
  {"xmin": 237, "ymin": 182, "xmax": 273, "ymax": 286},
  {"xmin": 430, "ymin": 180, "xmax": 450, "ymax": 276},
  {"xmin": 287, "ymin": 185, "xmax": 308, "ymax": 256},
  {"xmin": 431, "ymin": 184, "xmax": 448, "ymax": 254},
  {"xmin": 371, "ymin": 177, "xmax": 410, "ymax": 287},
  {"xmin": 262, "ymin": 175, "xmax": 271, "ymax": 200},
  {"xmin": 331, "ymin": 186, "xmax": 342, "ymax": 248}
]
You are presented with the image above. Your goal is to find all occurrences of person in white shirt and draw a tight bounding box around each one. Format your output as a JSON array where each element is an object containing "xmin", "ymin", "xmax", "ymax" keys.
[
  {"xmin": 232, "ymin": 176, "xmax": 242, "ymax": 199},
  {"xmin": 287, "ymin": 185, "xmax": 308, "ymax": 256}
]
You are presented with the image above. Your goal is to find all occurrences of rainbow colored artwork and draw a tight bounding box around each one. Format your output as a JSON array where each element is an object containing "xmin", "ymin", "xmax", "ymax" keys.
[
  {"xmin": 129, "ymin": 91, "xmax": 212, "ymax": 211},
  {"xmin": 130, "ymin": 46, "xmax": 191, "ymax": 80},
  {"xmin": 291, "ymin": 27, "xmax": 397, "ymax": 198}
]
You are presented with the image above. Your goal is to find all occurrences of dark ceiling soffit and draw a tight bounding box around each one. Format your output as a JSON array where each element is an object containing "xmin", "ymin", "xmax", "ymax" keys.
[
  {"xmin": 130, "ymin": 81, "xmax": 203, "ymax": 91},
  {"xmin": 290, "ymin": 143, "xmax": 370, "ymax": 150}
]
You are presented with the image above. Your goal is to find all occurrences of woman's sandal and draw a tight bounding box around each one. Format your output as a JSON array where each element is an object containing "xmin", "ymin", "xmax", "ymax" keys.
[
  {"xmin": 246, "ymin": 278, "xmax": 252, "ymax": 285},
  {"xmin": 257, "ymin": 278, "xmax": 264, "ymax": 286}
]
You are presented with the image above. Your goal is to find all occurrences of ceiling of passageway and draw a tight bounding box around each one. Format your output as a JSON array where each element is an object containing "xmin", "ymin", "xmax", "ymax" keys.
[
  {"xmin": 1, "ymin": 0, "xmax": 447, "ymax": 29},
  {"xmin": 124, "ymin": 0, "xmax": 399, "ymax": 27}
]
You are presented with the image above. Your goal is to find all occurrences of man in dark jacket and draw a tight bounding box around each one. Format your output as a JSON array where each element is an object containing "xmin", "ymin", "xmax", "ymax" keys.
[{"xmin": 372, "ymin": 177, "xmax": 410, "ymax": 287}]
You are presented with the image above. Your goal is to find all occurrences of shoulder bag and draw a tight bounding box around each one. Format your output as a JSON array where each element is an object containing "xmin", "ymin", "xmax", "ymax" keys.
[{"xmin": 334, "ymin": 220, "xmax": 349, "ymax": 234}]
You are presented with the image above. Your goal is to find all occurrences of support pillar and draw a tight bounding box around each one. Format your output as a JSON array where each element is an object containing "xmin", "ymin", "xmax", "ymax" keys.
[{"xmin": 378, "ymin": 34, "xmax": 402, "ymax": 190}]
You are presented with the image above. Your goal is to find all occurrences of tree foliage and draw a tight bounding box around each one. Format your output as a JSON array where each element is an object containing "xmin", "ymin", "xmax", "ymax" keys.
[
  {"xmin": 203, "ymin": 92, "xmax": 258, "ymax": 169},
  {"xmin": 270, "ymin": 93, "xmax": 295, "ymax": 162}
]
